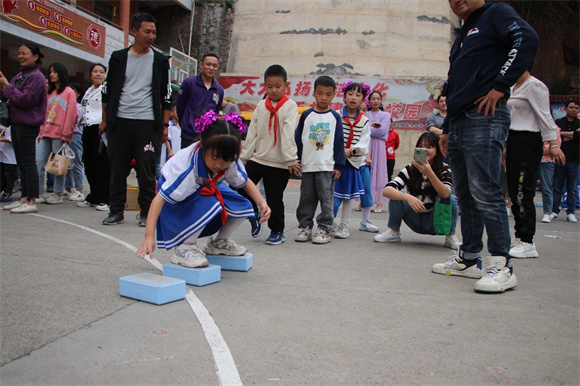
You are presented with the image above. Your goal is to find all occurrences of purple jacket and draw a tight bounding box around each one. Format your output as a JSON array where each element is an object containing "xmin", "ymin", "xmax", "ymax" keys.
[
  {"xmin": 176, "ymin": 74, "xmax": 224, "ymax": 141},
  {"xmin": 1, "ymin": 65, "xmax": 47, "ymax": 127}
]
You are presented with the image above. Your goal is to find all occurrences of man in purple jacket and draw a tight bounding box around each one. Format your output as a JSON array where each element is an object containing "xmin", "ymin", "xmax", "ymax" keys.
[{"xmin": 176, "ymin": 53, "xmax": 224, "ymax": 149}]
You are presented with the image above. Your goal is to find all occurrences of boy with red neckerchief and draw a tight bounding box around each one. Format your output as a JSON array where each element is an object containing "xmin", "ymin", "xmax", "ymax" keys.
[{"xmin": 240, "ymin": 65, "xmax": 299, "ymax": 245}]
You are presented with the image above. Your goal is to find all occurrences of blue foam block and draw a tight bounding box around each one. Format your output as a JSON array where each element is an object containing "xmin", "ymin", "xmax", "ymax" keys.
[
  {"xmin": 163, "ymin": 264, "xmax": 221, "ymax": 286},
  {"xmin": 205, "ymin": 253, "xmax": 253, "ymax": 271},
  {"xmin": 119, "ymin": 273, "xmax": 185, "ymax": 305}
]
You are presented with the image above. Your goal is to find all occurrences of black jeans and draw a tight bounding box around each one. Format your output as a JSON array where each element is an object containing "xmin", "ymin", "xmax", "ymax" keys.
[
  {"xmin": 107, "ymin": 118, "xmax": 160, "ymax": 215},
  {"xmin": 506, "ymin": 130, "xmax": 543, "ymax": 243},
  {"xmin": 0, "ymin": 162, "xmax": 17, "ymax": 194},
  {"xmin": 11, "ymin": 123, "xmax": 40, "ymax": 201},
  {"xmin": 239, "ymin": 160, "xmax": 290, "ymax": 233},
  {"xmin": 82, "ymin": 124, "xmax": 110, "ymax": 205}
]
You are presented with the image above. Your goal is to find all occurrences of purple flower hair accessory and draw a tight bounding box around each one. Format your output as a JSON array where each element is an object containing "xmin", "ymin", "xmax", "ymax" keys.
[
  {"xmin": 194, "ymin": 110, "xmax": 247, "ymax": 134},
  {"xmin": 341, "ymin": 81, "xmax": 372, "ymax": 98}
]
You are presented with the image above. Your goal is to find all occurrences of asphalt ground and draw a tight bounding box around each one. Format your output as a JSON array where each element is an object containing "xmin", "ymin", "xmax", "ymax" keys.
[{"xmin": 1, "ymin": 179, "xmax": 579, "ymax": 385}]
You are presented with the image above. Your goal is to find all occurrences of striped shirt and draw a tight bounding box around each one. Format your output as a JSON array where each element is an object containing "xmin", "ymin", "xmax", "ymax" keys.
[
  {"xmin": 337, "ymin": 108, "xmax": 370, "ymax": 168},
  {"xmin": 387, "ymin": 162, "xmax": 452, "ymax": 212}
]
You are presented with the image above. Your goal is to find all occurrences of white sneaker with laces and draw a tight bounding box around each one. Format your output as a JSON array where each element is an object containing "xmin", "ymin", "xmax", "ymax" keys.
[
  {"xmin": 549, "ymin": 213, "xmax": 558, "ymax": 220},
  {"xmin": 509, "ymin": 241, "xmax": 538, "ymax": 258},
  {"xmin": 3, "ymin": 201, "xmax": 24, "ymax": 210},
  {"xmin": 69, "ymin": 191, "xmax": 85, "ymax": 201},
  {"xmin": 46, "ymin": 193, "xmax": 63, "ymax": 204},
  {"xmin": 96, "ymin": 203, "xmax": 110, "ymax": 211},
  {"xmin": 334, "ymin": 224, "xmax": 350, "ymax": 239},
  {"xmin": 35, "ymin": 196, "xmax": 46, "ymax": 204},
  {"xmin": 203, "ymin": 238, "xmax": 247, "ymax": 256},
  {"xmin": 443, "ymin": 234, "xmax": 460, "ymax": 250},
  {"xmin": 312, "ymin": 230, "xmax": 331, "ymax": 244},
  {"xmin": 359, "ymin": 221, "xmax": 379, "ymax": 233},
  {"xmin": 295, "ymin": 228, "xmax": 312, "ymax": 242},
  {"xmin": 10, "ymin": 203, "xmax": 38, "ymax": 214},
  {"xmin": 541, "ymin": 213, "xmax": 551, "ymax": 223},
  {"xmin": 474, "ymin": 256, "xmax": 517, "ymax": 293},
  {"xmin": 431, "ymin": 254, "xmax": 483, "ymax": 278},
  {"xmin": 77, "ymin": 200, "xmax": 94, "ymax": 207},
  {"xmin": 373, "ymin": 228, "xmax": 401, "ymax": 243},
  {"xmin": 567, "ymin": 213, "xmax": 578, "ymax": 223},
  {"xmin": 169, "ymin": 244, "xmax": 209, "ymax": 268}
]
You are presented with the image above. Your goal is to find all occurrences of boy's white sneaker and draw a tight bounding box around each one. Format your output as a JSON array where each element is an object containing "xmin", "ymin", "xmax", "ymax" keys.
[
  {"xmin": 334, "ymin": 224, "xmax": 350, "ymax": 239},
  {"xmin": 68, "ymin": 191, "xmax": 85, "ymax": 201},
  {"xmin": 567, "ymin": 213, "xmax": 578, "ymax": 223},
  {"xmin": 10, "ymin": 203, "xmax": 38, "ymax": 214},
  {"xmin": 541, "ymin": 214, "xmax": 551, "ymax": 223},
  {"xmin": 3, "ymin": 201, "xmax": 24, "ymax": 210},
  {"xmin": 443, "ymin": 234, "xmax": 460, "ymax": 250},
  {"xmin": 312, "ymin": 230, "xmax": 331, "ymax": 244},
  {"xmin": 46, "ymin": 193, "xmax": 63, "ymax": 204},
  {"xmin": 203, "ymin": 238, "xmax": 247, "ymax": 256},
  {"xmin": 474, "ymin": 256, "xmax": 517, "ymax": 293},
  {"xmin": 373, "ymin": 229, "xmax": 401, "ymax": 243},
  {"xmin": 96, "ymin": 203, "xmax": 110, "ymax": 211},
  {"xmin": 170, "ymin": 244, "xmax": 209, "ymax": 268},
  {"xmin": 431, "ymin": 254, "xmax": 483, "ymax": 278},
  {"xmin": 295, "ymin": 228, "xmax": 312, "ymax": 242},
  {"xmin": 359, "ymin": 221, "xmax": 379, "ymax": 233},
  {"xmin": 509, "ymin": 241, "xmax": 538, "ymax": 258}
]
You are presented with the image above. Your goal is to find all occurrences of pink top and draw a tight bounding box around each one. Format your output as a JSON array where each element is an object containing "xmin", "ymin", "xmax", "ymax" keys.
[{"xmin": 39, "ymin": 87, "xmax": 78, "ymax": 143}]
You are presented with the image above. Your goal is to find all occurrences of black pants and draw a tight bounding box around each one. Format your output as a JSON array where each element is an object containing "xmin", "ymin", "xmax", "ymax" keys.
[
  {"xmin": 239, "ymin": 160, "xmax": 289, "ymax": 233},
  {"xmin": 83, "ymin": 124, "xmax": 110, "ymax": 204},
  {"xmin": 506, "ymin": 130, "xmax": 543, "ymax": 243},
  {"xmin": 11, "ymin": 123, "xmax": 40, "ymax": 201},
  {"xmin": 107, "ymin": 118, "xmax": 159, "ymax": 215},
  {"xmin": 387, "ymin": 159, "xmax": 396, "ymax": 182},
  {"xmin": 0, "ymin": 162, "xmax": 17, "ymax": 194}
]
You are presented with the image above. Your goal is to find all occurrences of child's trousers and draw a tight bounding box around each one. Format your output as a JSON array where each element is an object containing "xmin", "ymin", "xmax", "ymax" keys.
[{"xmin": 296, "ymin": 171, "xmax": 334, "ymax": 232}]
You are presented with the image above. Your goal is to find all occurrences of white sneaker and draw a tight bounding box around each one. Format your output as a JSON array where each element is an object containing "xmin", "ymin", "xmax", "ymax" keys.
[
  {"xmin": 474, "ymin": 256, "xmax": 517, "ymax": 293},
  {"xmin": 77, "ymin": 200, "xmax": 94, "ymax": 208},
  {"xmin": 169, "ymin": 244, "xmax": 209, "ymax": 268},
  {"xmin": 295, "ymin": 228, "xmax": 312, "ymax": 242},
  {"xmin": 549, "ymin": 213, "xmax": 559, "ymax": 220},
  {"xmin": 68, "ymin": 191, "xmax": 85, "ymax": 201},
  {"xmin": 509, "ymin": 241, "xmax": 538, "ymax": 258},
  {"xmin": 95, "ymin": 203, "xmax": 110, "ymax": 211},
  {"xmin": 203, "ymin": 238, "xmax": 247, "ymax": 256},
  {"xmin": 431, "ymin": 254, "xmax": 483, "ymax": 278},
  {"xmin": 312, "ymin": 229, "xmax": 331, "ymax": 244},
  {"xmin": 46, "ymin": 193, "xmax": 63, "ymax": 204},
  {"xmin": 567, "ymin": 213, "xmax": 578, "ymax": 223},
  {"xmin": 359, "ymin": 221, "xmax": 379, "ymax": 233},
  {"xmin": 334, "ymin": 224, "xmax": 350, "ymax": 239},
  {"xmin": 443, "ymin": 234, "xmax": 460, "ymax": 250},
  {"xmin": 10, "ymin": 203, "xmax": 38, "ymax": 214},
  {"xmin": 373, "ymin": 228, "xmax": 401, "ymax": 243},
  {"xmin": 3, "ymin": 200, "xmax": 24, "ymax": 210},
  {"xmin": 35, "ymin": 195, "xmax": 46, "ymax": 204},
  {"xmin": 541, "ymin": 214, "xmax": 551, "ymax": 223}
]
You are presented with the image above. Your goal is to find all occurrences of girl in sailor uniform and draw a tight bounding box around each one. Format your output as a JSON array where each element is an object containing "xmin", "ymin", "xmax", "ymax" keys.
[
  {"xmin": 333, "ymin": 82, "xmax": 371, "ymax": 239},
  {"xmin": 137, "ymin": 112, "xmax": 271, "ymax": 268}
]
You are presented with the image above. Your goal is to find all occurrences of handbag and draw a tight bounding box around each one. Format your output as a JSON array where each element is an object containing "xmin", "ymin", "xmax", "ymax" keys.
[
  {"xmin": 433, "ymin": 198, "xmax": 453, "ymax": 235},
  {"xmin": 0, "ymin": 101, "xmax": 9, "ymax": 127},
  {"xmin": 44, "ymin": 144, "xmax": 71, "ymax": 176}
]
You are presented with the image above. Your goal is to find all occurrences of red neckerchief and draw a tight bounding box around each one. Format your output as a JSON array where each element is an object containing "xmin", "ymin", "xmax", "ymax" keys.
[
  {"xmin": 200, "ymin": 170, "xmax": 228, "ymax": 226},
  {"xmin": 342, "ymin": 108, "xmax": 362, "ymax": 149},
  {"xmin": 264, "ymin": 95, "xmax": 289, "ymax": 147}
]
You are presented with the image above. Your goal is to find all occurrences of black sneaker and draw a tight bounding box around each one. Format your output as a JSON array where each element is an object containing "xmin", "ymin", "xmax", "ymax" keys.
[
  {"xmin": 137, "ymin": 212, "xmax": 147, "ymax": 227},
  {"xmin": 103, "ymin": 212, "xmax": 124, "ymax": 225},
  {"xmin": 249, "ymin": 217, "xmax": 262, "ymax": 238}
]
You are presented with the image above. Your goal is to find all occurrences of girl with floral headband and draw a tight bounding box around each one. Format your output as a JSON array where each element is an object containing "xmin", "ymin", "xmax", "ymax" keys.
[
  {"xmin": 333, "ymin": 82, "xmax": 372, "ymax": 239},
  {"xmin": 136, "ymin": 111, "xmax": 271, "ymax": 268}
]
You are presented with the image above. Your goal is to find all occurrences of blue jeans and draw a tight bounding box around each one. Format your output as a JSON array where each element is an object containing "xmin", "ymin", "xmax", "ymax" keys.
[
  {"xmin": 447, "ymin": 105, "xmax": 511, "ymax": 259},
  {"xmin": 552, "ymin": 162, "xmax": 579, "ymax": 215},
  {"xmin": 537, "ymin": 162, "xmax": 555, "ymax": 215},
  {"xmin": 65, "ymin": 132, "xmax": 84, "ymax": 190},
  {"xmin": 388, "ymin": 194, "xmax": 459, "ymax": 235},
  {"xmin": 36, "ymin": 137, "xmax": 65, "ymax": 195},
  {"xmin": 359, "ymin": 165, "xmax": 373, "ymax": 208}
]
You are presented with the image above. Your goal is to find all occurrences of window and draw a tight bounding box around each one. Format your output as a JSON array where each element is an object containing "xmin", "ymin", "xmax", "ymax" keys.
[{"xmin": 94, "ymin": 1, "xmax": 113, "ymax": 21}]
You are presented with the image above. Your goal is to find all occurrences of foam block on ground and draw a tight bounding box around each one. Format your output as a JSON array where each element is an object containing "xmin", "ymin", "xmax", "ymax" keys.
[
  {"xmin": 163, "ymin": 264, "xmax": 221, "ymax": 286},
  {"xmin": 205, "ymin": 253, "xmax": 253, "ymax": 271},
  {"xmin": 119, "ymin": 273, "xmax": 185, "ymax": 305}
]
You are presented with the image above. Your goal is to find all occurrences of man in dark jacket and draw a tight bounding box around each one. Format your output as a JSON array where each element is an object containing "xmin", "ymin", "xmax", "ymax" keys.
[
  {"xmin": 100, "ymin": 12, "xmax": 172, "ymax": 226},
  {"xmin": 432, "ymin": 0, "xmax": 539, "ymax": 293}
]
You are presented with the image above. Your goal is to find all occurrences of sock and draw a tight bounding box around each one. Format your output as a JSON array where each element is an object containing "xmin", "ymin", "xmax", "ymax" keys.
[
  {"xmin": 183, "ymin": 229, "xmax": 203, "ymax": 245},
  {"xmin": 341, "ymin": 199, "xmax": 355, "ymax": 226},
  {"xmin": 361, "ymin": 207, "xmax": 371, "ymax": 223},
  {"xmin": 216, "ymin": 217, "xmax": 245, "ymax": 240}
]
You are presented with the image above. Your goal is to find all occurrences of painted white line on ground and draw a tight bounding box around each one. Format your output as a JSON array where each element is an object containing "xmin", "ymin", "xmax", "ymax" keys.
[{"xmin": 31, "ymin": 214, "xmax": 243, "ymax": 386}]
